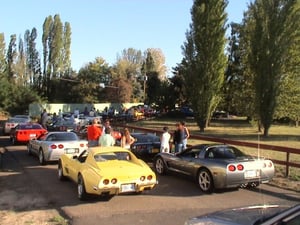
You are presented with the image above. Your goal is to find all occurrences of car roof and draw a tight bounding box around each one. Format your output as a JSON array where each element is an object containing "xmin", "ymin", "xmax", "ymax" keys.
[{"xmin": 187, "ymin": 205, "xmax": 291, "ymax": 225}]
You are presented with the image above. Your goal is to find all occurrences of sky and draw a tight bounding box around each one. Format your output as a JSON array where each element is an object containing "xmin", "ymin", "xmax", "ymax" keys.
[{"xmin": 0, "ymin": 0, "xmax": 250, "ymax": 75}]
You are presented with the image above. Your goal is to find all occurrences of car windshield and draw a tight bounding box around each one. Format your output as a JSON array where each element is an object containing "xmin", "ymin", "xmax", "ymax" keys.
[
  {"xmin": 8, "ymin": 118, "xmax": 29, "ymax": 123},
  {"xmin": 205, "ymin": 146, "xmax": 246, "ymax": 159},
  {"xmin": 19, "ymin": 124, "xmax": 43, "ymax": 130},
  {"xmin": 47, "ymin": 132, "xmax": 78, "ymax": 141},
  {"xmin": 94, "ymin": 152, "xmax": 131, "ymax": 162}
]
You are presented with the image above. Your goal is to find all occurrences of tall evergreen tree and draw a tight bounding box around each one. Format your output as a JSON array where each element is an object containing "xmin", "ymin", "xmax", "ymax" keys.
[
  {"xmin": 181, "ymin": 0, "xmax": 228, "ymax": 132},
  {"xmin": 0, "ymin": 33, "xmax": 6, "ymax": 74},
  {"xmin": 7, "ymin": 34, "xmax": 17, "ymax": 79},
  {"xmin": 245, "ymin": 0, "xmax": 300, "ymax": 136},
  {"xmin": 62, "ymin": 22, "xmax": 72, "ymax": 76}
]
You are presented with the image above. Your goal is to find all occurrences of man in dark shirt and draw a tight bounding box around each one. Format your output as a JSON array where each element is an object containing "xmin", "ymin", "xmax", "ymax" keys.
[{"xmin": 173, "ymin": 123, "xmax": 184, "ymax": 153}]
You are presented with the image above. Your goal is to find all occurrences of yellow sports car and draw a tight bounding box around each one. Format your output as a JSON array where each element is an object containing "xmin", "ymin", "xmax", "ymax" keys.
[{"xmin": 58, "ymin": 146, "xmax": 157, "ymax": 200}]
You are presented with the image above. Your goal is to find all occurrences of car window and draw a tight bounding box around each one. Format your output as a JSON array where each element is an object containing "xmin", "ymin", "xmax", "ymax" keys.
[
  {"xmin": 94, "ymin": 152, "xmax": 131, "ymax": 162},
  {"xmin": 19, "ymin": 124, "xmax": 43, "ymax": 130},
  {"xmin": 181, "ymin": 148, "xmax": 201, "ymax": 158},
  {"xmin": 205, "ymin": 146, "xmax": 246, "ymax": 159},
  {"xmin": 47, "ymin": 132, "xmax": 78, "ymax": 141}
]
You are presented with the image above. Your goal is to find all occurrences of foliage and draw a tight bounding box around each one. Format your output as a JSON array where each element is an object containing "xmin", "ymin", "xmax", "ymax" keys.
[
  {"xmin": 244, "ymin": 0, "xmax": 300, "ymax": 136},
  {"xmin": 181, "ymin": 0, "xmax": 228, "ymax": 132}
]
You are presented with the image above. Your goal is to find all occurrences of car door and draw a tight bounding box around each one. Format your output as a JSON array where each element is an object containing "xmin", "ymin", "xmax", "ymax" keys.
[{"xmin": 167, "ymin": 149, "xmax": 200, "ymax": 175}]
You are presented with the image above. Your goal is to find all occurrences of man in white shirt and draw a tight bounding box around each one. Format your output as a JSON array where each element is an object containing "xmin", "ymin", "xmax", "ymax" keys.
[{"xmin": 160, "ymin": 126, "xmax": 171, "ymax": 153}]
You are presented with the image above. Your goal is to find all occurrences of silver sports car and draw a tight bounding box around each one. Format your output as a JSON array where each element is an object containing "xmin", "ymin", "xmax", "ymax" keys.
[
  {"xmin": 154, "ymin": 144, "xmax": 275, "ymax": 193},
  {"xmin": 27, "ymin": 131, "xmax": 88, "ymax": 165}
]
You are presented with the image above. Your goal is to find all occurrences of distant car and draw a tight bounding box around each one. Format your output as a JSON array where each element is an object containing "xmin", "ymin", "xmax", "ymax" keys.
[
  {"xmin": 47, "ymin": 118, "xmax": 78, "ymax": 132},
  {"xmin": 58, "ymin": 146, "xmax": 157, "ymax": 200},
  {"xmin": 130, "ymin": 133, "xmax": 161, "ymax": 162},
  {"xmin": 154, "ymin": 144, "xmax": 275, "ymax": 193},
  {"xmin": 10, "ymin": 123, "xmax": 47, "ymax": 145},
  {"xmin": 185, "ymin": 204, "xmax": 300, "ymax": 225},
  {"xmin": 27, "ymin": 131, "xmax": 88, "ymax": 165},
  {"xmin": 4, "ymin": 116, "xmax": 31, "ymax": 134}
]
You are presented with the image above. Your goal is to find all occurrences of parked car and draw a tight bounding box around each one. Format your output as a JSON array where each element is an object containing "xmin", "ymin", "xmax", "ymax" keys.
[
  {"xmin": 4, "ymin": 116, "xmax": 31, "ymax": 134},
  {"xmin": 27, "ymin": 131, "xmax": 88, "ymax": 165},
  {"xmin": 185, "ymin": 204, "xmax": 300, "ymax": 225},
  {"xmin": 47, "ymin": 118, "xmax": 78, "ymax": 132},
  {"xmin": 58, "ymin": 146, "xmax": 157, "ymax": 200},
  {"xmin": 10, "ymin": 123, "xmax": 47, "ymax": 145},
  {"xmin": 154, "ymin": 144, "xmax": 275, "ymax": 193},
  {"xmin": 130, "ymin": 133, "xmax": 161, "ymax": 162}
]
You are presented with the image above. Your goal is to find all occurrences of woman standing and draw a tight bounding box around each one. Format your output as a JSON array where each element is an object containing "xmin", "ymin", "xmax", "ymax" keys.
[{"xmin": 121, "ymin": 128, "xmax": 135, "ymax": 149}]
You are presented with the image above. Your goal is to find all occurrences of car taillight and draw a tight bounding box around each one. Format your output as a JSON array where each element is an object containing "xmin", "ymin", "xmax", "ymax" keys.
[
  {"xmin": 268, "ymin": 161, "xmax": 273, "ymax": 167},
  {"xmin": 237, "ymin": 164, "xmax": 244, "ymax": 171},
  {"xmin": 228, "ymin": 165, "xmax": 236, "ymax": 172},
  {"xmin": 80, "ymin": 143, "xmax": 84, "ymax": 147},
  {"xmin": 140, "ymin": 176, "xmax": 145, "ymax": 181},
  {"xmin": 51, "ymin": 144, "xmax": 57, "ymax": 149},
  {"xmin": 58, "ymin": 144, "xmax": 64, "ymax": 149},
  {"xmin": 111, "ymin": 178, "xmax": 117, "ymax": 184},
  {"xmin": 103, "ymin": 179, "xmax": 109, "ymax": 185},
  {"xmin": 147, "ymin": 175, "xmax": 153, "ymax": 180}
]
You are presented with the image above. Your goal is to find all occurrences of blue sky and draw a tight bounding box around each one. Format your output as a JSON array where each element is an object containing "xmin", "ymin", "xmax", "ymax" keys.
[{"xmin": 0, "ymin": 0, "xmax": 250, "ymax": 74}]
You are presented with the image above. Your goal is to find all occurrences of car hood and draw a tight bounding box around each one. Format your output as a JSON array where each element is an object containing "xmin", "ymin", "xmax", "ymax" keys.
[{"xmin": 185, "ymin": 205, "xmax": 289, "ymax": 225}]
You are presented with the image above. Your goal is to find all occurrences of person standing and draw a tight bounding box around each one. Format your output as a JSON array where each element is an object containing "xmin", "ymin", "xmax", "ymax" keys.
[
  {"xmin": 121, "ymin": 128, "xmax": 135, "ymax": 149},
  {"xmin": 160, "ymin": 126, "xmax": 171, "ymax": 153},
  {"xmin": 173, "ymin": 123, "xmax": 184, "ymax": 153},
  {"xmin": 87, "ymin": 118, "xmax": 102, "ymax": 147},
  {"xmin": 180, "ymin": 121, "xmax": 190, "ymax": 149},
  {"xmin": 41, "ymin": 109, "xmax": 48, "ymax": 129},
  {"xmin": 99, "ymin": 127, "xmax": 115, "ymax": 147}
]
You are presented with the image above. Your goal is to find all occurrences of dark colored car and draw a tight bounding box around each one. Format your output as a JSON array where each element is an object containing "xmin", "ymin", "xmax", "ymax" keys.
[
  {"xmin": 154, "ymin": 144, "xmax": 274, "ymax": 193},
  {"xmin": 185, "ymin": 204, "xmax": 300, "ymax": 225},
  {"xmin": 130, "ymin": 133, "xmax": 161, "ymax": 162}
]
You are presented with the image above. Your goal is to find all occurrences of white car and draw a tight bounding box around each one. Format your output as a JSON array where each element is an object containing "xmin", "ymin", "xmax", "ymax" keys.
[
  {"xmin": 27, "ymin": 131, "xmax": 88, "ymax": 165},
  {"xmin": 4, "ymin": 116, "xmax": 31, "ymax": 134}
]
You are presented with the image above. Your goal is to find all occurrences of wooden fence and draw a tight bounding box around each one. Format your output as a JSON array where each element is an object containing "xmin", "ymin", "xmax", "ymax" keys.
[{"xmin": 114, "ymin": 124, "xmax": 300, "ymax": 177}]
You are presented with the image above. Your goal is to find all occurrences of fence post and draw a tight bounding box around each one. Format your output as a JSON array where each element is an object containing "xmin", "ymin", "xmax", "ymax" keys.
[{"xmin": 285, "ymin": 152, "xmax": 290, "ymax": 177}]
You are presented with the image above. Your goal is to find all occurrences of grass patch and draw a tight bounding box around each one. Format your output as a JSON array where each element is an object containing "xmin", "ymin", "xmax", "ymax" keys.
[
  {"xmin": 132, "ymin": 117, "xmax": 300, "ymax": 181},
  {"xmin": 48, "ymin": 216, "xmax": 69, "ymax": 225}
]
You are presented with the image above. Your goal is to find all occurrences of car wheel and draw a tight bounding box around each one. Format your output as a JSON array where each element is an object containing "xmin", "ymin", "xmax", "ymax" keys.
[
  {"xmin": 78, "ymin": 175, "xmax": 87, "ymax": 200},
  {"xmin": 58, "ymin": 161, "xmax": 66, "ymax": 181},
  {"xmin": 39, "ymin": 149, "xmax": 45, "ymax": 165},
  {"xmin": 154, "ymin": 157, "xmax": 167, "ymax": 175},
  {"xmin": 197, "ymin": 168, "xmax": 214, "ymax": 193}
]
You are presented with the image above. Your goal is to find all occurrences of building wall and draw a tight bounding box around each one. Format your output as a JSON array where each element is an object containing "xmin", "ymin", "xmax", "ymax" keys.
[{"xmin": 29, "ymin": 102, "xmax": 143, "ymax": 118}]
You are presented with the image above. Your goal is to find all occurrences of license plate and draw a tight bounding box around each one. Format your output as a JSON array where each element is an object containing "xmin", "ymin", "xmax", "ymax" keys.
[
  {"xmin": 244, "ymin": 170, "xmax": 260, "ymax": 179},
  {"xmin": 151, "ymin": 148, "xmax": 160, "ymax": 153},
  {"xmin": 30, "ymin": 134, "xmax": 36, "ymax": 138},
  {"xmin": 65, "ymin": 148, "xmax": 79, "ymax": 154},
  {"xmin": 121, "ymin": 183, "xmax": 135, "ymax": 193}
]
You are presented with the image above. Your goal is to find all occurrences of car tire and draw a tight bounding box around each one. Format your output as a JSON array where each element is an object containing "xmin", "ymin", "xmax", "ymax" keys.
[
  {"xmin": 78, "ymin": 174, "xmax": 87, "ymax": 201},
  {"xmin": 154, "ymin": 157, "xmax": 167, "ymax": 175},
  {"xmin": 58, "ymin": 161, "xmax": 66, "ymax": 181},
  {"xmin": 39, "ymin": 149, "xmax": 45, "ymax": 165},
  {"xmin": 197, "ymin": 168, "xmax": 214, "ymax": 193}
]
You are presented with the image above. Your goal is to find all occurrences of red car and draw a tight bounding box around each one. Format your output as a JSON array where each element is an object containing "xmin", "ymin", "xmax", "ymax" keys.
[{"xmin": 10, "ymin": 123, "xmax": 47, "ymax": 145}]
